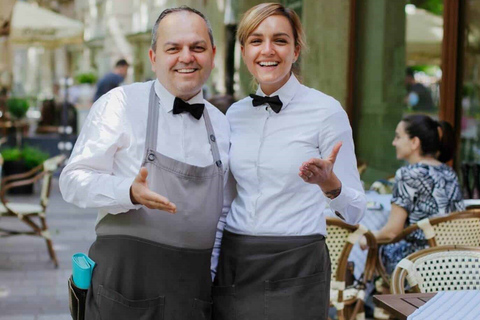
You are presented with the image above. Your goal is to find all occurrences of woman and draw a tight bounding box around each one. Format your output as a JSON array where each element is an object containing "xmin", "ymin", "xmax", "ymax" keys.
[
  {"xmin": 212, "ymin": 3, "xmax": 366, "ymax": 319},
  {"xmin": 361, "ymin": 114, "xmax": 464, "ymax": 274}
]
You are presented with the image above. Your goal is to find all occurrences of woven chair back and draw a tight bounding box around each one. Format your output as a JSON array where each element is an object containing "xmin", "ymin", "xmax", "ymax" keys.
[
  {"xmin": 392, "ymin": 246, "xmax": 480, "ymax": 294},
  {"xmin": 326, "ymin": 224, "xmax": 352, "ymax": 282},
  {"xmin": 433, "ymin": 217, "xmax": 480, "ymax": 247}
]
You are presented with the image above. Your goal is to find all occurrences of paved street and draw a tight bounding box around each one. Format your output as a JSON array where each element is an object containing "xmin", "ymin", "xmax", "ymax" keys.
[{"xmin": 0, "ymin": 178, "xmax": 96, "ymax": 320}]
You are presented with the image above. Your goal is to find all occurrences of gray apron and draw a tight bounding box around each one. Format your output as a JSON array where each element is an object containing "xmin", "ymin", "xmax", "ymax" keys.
[
  {"xmin": 213, "ymin": 231, "xmax": 331, "ymax": 320},
  {"xmin": 85, "ymin": 83, "xmax": 224, "ymax": 320}
]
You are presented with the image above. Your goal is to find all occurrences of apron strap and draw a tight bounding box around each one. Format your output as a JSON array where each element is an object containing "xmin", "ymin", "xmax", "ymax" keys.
[
  {"xmin": 144, "ymin": 81, "xmax": 223, "ymax": 172},
  {"xmin": 202, "ymin": 108, "xmax": 223, "ymax": 172},
  {"xmin": 145, "ymin": 82, "xmax": 159, "ymax": 157}
]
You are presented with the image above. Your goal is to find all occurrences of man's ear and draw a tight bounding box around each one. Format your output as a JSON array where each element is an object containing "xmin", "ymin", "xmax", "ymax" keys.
[
  {"xmin": 148, "ymin": 48, "xmax": 156, "ymax": 72},
  {"xmin": 212, "ymin": 45, "xmax": 217, "ymax": 68}
]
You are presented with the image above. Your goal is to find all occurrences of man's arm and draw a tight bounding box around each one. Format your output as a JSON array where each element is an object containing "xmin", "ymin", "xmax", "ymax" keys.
[{"xmin": 59, "ymin": 92, "xmax": 139, "ymax": 213}]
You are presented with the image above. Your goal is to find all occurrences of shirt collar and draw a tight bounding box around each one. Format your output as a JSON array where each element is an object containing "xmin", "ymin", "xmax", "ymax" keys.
[
  {"xmin": 255, "ymin": 73, "xmax": 300, "ymax": 111},
  {"xmin": 154, "ymin": 79, "xmax": 204, "ymax": 112}
]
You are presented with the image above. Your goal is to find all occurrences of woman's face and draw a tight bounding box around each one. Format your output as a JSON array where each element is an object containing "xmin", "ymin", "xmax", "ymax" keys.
[
  {"xmin": 241, "ymin": 15, "xmax": 300, "ymax": 95},
  {"xmin": 392, "ymin": 121, "xmax": 416, "ymax": 161}
]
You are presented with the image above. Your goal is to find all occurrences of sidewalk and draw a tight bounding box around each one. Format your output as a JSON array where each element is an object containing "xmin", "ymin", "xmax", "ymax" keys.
[{"xmin": 0, "ymin": 178, "xmax": 96, "ymax": 320}]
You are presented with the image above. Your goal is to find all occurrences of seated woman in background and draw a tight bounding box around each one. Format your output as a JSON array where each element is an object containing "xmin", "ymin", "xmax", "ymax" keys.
[{"xmin": 362, "ymin": 114, "xmax": 464, "ymax": 274}]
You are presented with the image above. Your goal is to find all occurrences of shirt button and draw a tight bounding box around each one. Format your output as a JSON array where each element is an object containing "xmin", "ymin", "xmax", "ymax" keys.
[
  {"xmin": 216, "ymin": 160, "xmax": 222, "ymax": 167},
  {"xmin": 210, "ymin": 134, "xmax": 216, "ymax": 142},
  {"xmin": 148, "ymin": 153, "xmax": 155, "ymax": 161}
]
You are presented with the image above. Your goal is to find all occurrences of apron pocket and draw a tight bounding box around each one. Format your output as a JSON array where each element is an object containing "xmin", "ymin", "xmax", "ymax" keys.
[
  {"xmin": 191, "ymin": 298, "xmax": 213, "ymax": 320},
  {"xmin": 264, "ymin": 272, "xmax": 327, "ymax": 320},
  {"xmin": 212, "ymin": 284, "xmax": 236, "ymax": 320},
  {"xmin": 97, "ymin": 285, "xmax": 165, "ymax": 320}
]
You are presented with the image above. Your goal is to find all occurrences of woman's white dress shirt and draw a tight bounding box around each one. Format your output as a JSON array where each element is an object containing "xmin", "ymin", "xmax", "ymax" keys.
[
  {"xmin": 59, "ymin": 80, "xmax": 230, "ymax": 225},
  {"xmin": 224, "ymin": 75, "xmax": 366, "ymax": 236}
]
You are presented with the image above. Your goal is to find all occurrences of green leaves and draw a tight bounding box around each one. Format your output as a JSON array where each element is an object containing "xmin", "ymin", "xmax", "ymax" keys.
[
  {"xmin": 7, "ymin": 98, "xmax": 30, "ymax": 119},
  {"xmin": 0, "ymin": 146, "xmax": 49, "ymax": 169}
]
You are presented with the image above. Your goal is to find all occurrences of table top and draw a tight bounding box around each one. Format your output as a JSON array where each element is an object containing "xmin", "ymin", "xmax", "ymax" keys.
[{"xmin": 373, "ymin": 293, "xmax": 436, "ymax": 320}]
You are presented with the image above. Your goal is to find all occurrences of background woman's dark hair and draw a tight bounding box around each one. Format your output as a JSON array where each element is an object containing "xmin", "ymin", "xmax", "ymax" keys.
[{"xmin": 402, "ymin": 114, "xmax": 455, "ymax": 163}]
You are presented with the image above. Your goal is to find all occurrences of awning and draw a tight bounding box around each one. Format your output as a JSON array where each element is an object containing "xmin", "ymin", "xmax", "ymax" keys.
[
  {"xmin": 10, "ymin": 1, "xmax": 84, "ymax": 47},
  {"xmin": 406, "ymin": 7, "xmax": 443, "ymax": 65},
  {"xmin": 0, "ymin": 0, "xmax": 16, "ymax": 36}
]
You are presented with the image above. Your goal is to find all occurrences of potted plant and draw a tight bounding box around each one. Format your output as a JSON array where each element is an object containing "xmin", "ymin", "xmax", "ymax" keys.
[
  {"xmin": 7, "ymin": 97, "xmax": 30, "ymax": 148},
  {"xmin": 1, "ymin": 146, "xmax": 49, "ymax": 194}
]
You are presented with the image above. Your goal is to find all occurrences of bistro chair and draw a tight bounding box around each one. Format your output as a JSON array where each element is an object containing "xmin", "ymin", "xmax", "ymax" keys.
[
  {"xmin": 376, "ymin": 210, "xmax": 480, "ymax": 287},
  {"xmin": 326, "ymin": 217, "xmax": 377, "ymax": 320},
  {"xmin": 0, "ymin": 154, "xmax": 65, "ymax": 268},
  {"xmin": 391, "ymin": 245, "xmax": 480, "ymax": 294}
]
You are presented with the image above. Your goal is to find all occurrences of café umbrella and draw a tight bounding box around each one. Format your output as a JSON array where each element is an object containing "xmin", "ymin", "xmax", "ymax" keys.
[{"xmin": 9, "ymin": 1, "xmax": 83, "ymax": 47}]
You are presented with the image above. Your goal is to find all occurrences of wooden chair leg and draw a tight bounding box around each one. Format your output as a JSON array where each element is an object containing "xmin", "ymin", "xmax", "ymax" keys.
[
  {"xmin": 348, "ymin": 300, "xmax": 365, "ymax": 320},
  {"xmin": 40, "ymin": 216, "xmax": 59, "ymax": 268},
  {"xmin": 45, "ymin": 238, "xmax": 58, "ymax": 268}
]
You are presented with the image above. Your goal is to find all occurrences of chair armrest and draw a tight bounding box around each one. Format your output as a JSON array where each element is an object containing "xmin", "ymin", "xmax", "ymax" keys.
[
  {"xmin": 1, "ymin": 164, "xmax": 43, "ymax": 185},
  {"xmin": 0, "ymin": 171, "xmax": 45, "ymax": 203},
  {"xmin": 361, "ymin": 231, "xmax": 378, "ymax": 284}
]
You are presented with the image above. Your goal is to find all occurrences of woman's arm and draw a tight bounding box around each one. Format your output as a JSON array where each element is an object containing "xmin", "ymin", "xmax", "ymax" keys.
[
  {"xmin": 374, "ymin": 203, "xmax": 408, "ymax": 242},
  {"xmin": 360, "ymin": 203, "xmax": 408, "ymax": 250}
]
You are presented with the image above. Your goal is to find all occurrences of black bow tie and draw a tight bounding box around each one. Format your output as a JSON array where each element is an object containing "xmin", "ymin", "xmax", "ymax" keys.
[
  {"xmin": 249, "ymin": 94, "xmax": 283, "ymax": 113},
  {"xmin": 173, "ymin": 97, "xmax": 204, "ymax": 120}
]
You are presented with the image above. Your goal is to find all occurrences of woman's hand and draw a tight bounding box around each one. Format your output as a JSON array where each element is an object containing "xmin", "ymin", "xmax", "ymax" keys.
[{"xmin": 299, "ymin": 141, "xmax": 343, "ymax": 199}]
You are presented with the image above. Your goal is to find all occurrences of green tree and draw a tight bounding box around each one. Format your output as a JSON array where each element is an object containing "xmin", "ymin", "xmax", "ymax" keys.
[{"xmin": 409, "ymin": 0, "xmax": 443, "ymax": 16}]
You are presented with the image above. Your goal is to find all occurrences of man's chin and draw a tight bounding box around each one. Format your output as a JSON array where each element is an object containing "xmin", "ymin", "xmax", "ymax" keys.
[{"xmin": 173, "ymin": 85, "xmax": 202, "ymax": 100}]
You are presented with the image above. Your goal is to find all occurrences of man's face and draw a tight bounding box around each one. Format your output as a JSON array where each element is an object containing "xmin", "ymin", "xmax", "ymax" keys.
[
  {"xmin": 149, "ymin": 11, "xmax": 216, "ymax": 101},
  {"xmin": 118, "ymin": 65, "xmax": 129, "ymax": 78}
]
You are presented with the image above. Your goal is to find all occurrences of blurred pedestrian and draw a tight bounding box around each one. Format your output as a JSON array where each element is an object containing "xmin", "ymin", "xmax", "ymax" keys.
[
  {"xmin": 93, "ymin": 59, "xmax": 129, "ymax": 101},
  {"xmin": 212, "ymin": 3, "xmax": 365, "ymax": 319},
  {"xmin": 405, "ymin": 67, "xmax": 435, "ymax": 111}
]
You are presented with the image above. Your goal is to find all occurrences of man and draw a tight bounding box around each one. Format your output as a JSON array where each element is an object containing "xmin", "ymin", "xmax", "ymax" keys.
[
  {"xmin": 405, "ymin": 67, "xmax": 435, "ymax": 111},
  {"xmin": 60, "ymin": 6, "xmax": 230, "ymax": 319},
  {"xmin": 93, "ymin": 59, "xmax": 129, "ymax": 101}
]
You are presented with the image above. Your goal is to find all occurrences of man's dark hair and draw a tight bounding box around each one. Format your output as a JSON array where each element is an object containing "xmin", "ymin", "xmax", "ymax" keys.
[
  {"xmin": 406, "ymin": 67, "xmax": 415, "ymax": 78},
  {"xmin": 115, "ymin": 59, "xmax": 129, "ymax": 67},
  {"xmin": 151, "ymin": 6, "xmax": 214, "ymax": 52}
]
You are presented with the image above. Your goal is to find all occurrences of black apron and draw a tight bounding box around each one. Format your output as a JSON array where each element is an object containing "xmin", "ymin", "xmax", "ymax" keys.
[
  {"xmin": 213, "ymin": 230, "xmax": 331, "ymax": 320},
  {"xmin": 85, "ymin": 82, "xmax": 224, "ymax": 320}
]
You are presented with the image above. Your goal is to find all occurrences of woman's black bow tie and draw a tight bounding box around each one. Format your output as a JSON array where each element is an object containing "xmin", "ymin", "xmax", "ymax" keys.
[
  {"xmin": 249, "ymin": 94, "xmax": 283, "ymax": 113},
  {"xmin": 173, "ymin": 97, "xmax": 204, "ymax": 120}
]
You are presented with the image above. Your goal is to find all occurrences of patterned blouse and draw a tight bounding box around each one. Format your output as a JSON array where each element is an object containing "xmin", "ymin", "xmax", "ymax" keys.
[
  {"xmin": 382, "ymin": 163, "xmax": 464, "ymax": 274},
  {"xmin": 392, "ymin": 163, "xmax": 464, "ymax": 227}
]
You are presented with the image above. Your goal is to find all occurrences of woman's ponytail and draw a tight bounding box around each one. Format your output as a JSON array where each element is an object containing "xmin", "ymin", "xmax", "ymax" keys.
[{"xmin": 437, "ymin": 120, "xmax": 455, "ymax": 163}]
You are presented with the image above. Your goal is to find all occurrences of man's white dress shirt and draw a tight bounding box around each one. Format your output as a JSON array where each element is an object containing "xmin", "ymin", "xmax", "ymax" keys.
[
  {"xmin": 59, "ymin": 80, "xmax": 230, "ymax": 225},
  {"xmin": 224, "ymin": 75, "xmax": 366, "ymax": 236}
]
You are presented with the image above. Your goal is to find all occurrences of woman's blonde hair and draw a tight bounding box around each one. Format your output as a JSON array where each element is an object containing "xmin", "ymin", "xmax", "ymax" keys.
[{"xmin": 237, "ymin": 3, "xmax": 306, "ymax": 53}]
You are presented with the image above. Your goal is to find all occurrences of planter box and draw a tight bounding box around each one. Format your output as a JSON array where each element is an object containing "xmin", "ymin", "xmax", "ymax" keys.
[{"xmin": 2, "ymin": 160, "xmax": 34, "ymax": 194}]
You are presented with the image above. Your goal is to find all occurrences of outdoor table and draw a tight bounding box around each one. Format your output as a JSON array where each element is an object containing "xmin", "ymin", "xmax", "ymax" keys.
[
  {"xmin": 373, "ymin": 293, "xmax": 436, "ymax": 320},
  {"xmin": 326, "ymin": 191, "xmax": 392, "ymax": 279}
]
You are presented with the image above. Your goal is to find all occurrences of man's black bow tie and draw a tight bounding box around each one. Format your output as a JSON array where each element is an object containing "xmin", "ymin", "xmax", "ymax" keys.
[
  {"xmin": 173, "ymin": 97, "xmax": 204, "ymax": 120},
  {"xmin": 249, "ymin": 94, "xmax": 283, "ymax": 113}
]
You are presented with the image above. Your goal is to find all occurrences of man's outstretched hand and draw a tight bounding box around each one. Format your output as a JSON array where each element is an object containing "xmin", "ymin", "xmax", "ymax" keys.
[{"xmin": 130, "ymin": 167, "xmax": 177, "ymax": 213}]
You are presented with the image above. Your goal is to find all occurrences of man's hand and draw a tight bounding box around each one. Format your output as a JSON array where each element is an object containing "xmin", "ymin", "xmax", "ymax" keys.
[
  {"xmin": 299, "ymin": 141, "xmax": 342, "ymax": 199},
  {"xmin": 130, "ymin": 167, "xmax": 177, "ymax": 213}
]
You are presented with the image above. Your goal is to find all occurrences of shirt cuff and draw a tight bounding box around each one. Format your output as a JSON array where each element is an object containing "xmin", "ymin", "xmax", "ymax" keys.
[
  {"xmin": 114, "ymin": 176, "xmax": 143, "ymax": 211},
  {"xmin": 326, "ymin": 186, "xmax": 352, "ymax": 214}
]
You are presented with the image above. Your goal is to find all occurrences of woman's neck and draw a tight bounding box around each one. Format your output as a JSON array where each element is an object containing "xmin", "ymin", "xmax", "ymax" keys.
[{"xmin": 407, "ymin": 154, "xmax": 442, "ymax": 166}]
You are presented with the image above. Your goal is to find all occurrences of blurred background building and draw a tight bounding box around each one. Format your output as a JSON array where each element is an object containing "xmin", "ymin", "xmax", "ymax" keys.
[{"xmin": 0, "ymin": 0, "xmax": 479, "ymax": 186}]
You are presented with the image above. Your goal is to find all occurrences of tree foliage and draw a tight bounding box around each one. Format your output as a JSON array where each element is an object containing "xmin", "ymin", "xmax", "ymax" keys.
[{"xmin": 409, "ymin": 0, "xmax": 444, "ymax": 16}]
